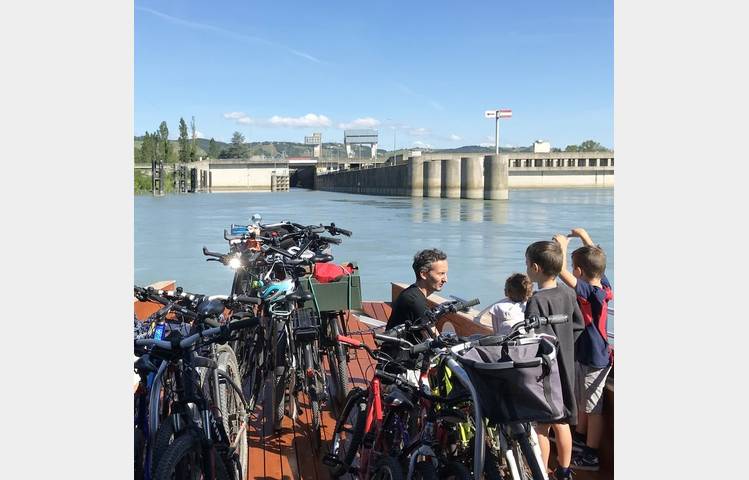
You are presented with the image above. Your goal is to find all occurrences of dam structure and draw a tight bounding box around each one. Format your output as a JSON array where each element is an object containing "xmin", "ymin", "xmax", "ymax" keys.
[{"xmin": 313, "ymin": 150, "xmax": 613, "ymax": 199}]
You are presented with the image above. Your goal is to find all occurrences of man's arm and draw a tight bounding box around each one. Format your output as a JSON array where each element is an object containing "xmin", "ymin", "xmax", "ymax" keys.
[{"xmin": 553, "ymin": 233, "xmax": 577, "ymax": 289}]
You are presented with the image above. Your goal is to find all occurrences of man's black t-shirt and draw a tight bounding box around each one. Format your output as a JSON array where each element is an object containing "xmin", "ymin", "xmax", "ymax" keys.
[
  {"xmin": 383, "ymin": 284, "xmax": 429, "ymax": 368},
  {"xmin": 386, "ymin": 284, "xmax": 428, "ymax": 330}
]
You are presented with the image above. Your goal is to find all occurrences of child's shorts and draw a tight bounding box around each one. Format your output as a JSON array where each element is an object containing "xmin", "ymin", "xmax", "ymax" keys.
[{"xmin": 575, "ymin": 362, "xmax": 612, "ymax": 415}]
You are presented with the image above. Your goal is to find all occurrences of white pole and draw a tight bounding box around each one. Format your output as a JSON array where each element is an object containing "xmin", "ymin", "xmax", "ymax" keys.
[{"xmin": 495, "ymin": 111, "xmax": 500, "ymax": 155}]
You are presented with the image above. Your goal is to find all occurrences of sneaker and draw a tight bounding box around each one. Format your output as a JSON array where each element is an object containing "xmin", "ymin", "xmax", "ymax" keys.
[
  {"xmin": 571, "ymin": 436, "xmax": 586, "ymax": 452},
  {"xmin": 554, "ymin": 466, "xmax": 575, "ymax": 480},
  {"xmin": 571, "ymin": 452, "xmax": 600, "ymax": 471}
]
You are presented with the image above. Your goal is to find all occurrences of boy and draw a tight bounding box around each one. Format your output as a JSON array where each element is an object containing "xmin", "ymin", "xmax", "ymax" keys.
[
  {"xmin": 524, "ymin": 240, "xmax": 585, "ymax": 480},
  {"xmin": 554, "ymin": 228, "xmax": 613, "ymax": 472}
]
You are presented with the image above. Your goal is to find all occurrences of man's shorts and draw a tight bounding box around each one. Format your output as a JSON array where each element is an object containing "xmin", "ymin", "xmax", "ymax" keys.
[{"xmin": 575, "ymin": 362, "xmax": 612, "ymax": 415}]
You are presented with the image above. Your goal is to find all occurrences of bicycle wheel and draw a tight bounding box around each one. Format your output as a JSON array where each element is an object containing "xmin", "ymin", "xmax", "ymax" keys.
[
  {"xmin": 153, "ymin": 432, "xmax": 230, "ymax": 480},
  {"xmin": 309, "ymin": 382, "xmax": 322, "ymax": 451},
  {"xmin": 517, "ymin": 435, "xmax": 547, "ymax": 480},
  {"xmin": 217, "ymin": 345, "xmax": 248, "ymax": 480},
  {"xmin": 507, "ymin": 442, "xmax": 533, "ymax": 480},
  {"xmin": 326, "ymin": 313, "xmax": 350, "ymax": 410},
  {"xmin": 134, "ymin": 428, "xmax": 146, "ymax": 480},
  {"xmin": 150, "ymin": 416, "xmax": 175, "ymax": 478},
  {"xmin": 267, "ymin": 319, "xmax": 288, "ymax": 431},
  {"xmin": 328, "ymin": 388, "xmax": 367, "ymax": 477},
  {"xmin": 242, "ymin": 326, "xmax": 265, "ymax": 413},
  {"xmin": 372, "ymin": 455, "xmax": 405, "ymax": 480}
]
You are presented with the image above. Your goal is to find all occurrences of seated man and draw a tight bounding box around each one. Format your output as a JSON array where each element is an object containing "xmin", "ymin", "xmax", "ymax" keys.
[{"xmin": 386, "ymin": 248, "xmax": 448, "ymax": 334}]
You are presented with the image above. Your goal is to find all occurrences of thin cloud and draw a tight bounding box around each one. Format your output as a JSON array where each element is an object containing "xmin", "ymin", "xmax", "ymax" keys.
[
  {"xmin": 391, "ymin": 81, "xmax": 444, "ymax": 112},
  {"xmin": 136, "ymin": 6, "xmax": 323, "ymax": 64},
  {"xmin": 429, "ymin": 100, "xmax": 445, "ymax": 111},
  {"xmin": 413, "ymin": 141, "xmax": 432, "ymax": 148},
  {"xmin": 195, "ymin": 130, "xmax": 204, "ymax": 138},
  {"xmin": 268, "ymin": 114, "xmax": 331, "ymax": 128},
  {"xmin": 448, "ymin": 134, "xmax": 462, "ymax": 141},
  {"xmin": 223, "ymin": 112, "xmax": 331, "ymax": 128},
  {"xmin": 337, "ymin": 117, "xmax": 381, "ymax": 129},
  {"xmin": 409, "ymin": 127, "xmax": 431, "ymax": 137}
]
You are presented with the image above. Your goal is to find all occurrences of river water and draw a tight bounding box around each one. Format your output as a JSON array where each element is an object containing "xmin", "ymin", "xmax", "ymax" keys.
[{"xmin": 135, "ymin": 188, "xmax": 614, "ymax": 332}]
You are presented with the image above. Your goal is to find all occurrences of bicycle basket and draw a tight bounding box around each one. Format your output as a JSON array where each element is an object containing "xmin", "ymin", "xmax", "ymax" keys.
[{"xmin": 454, "ymin": 335, "xmax": 565, "ymax": 424}]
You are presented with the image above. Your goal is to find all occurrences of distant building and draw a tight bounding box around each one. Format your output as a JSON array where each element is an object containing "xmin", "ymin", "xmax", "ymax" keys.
[{"xmin": 533, "ymin": 140, "xmax": 551, "ymax": 153}]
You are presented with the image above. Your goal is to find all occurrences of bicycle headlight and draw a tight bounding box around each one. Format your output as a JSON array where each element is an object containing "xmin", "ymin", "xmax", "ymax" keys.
[{"xmin": 229, "ymin": 257, "xmax": 241, "ymax": 269}]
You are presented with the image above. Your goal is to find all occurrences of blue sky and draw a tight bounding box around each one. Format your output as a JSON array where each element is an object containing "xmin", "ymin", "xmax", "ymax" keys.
[{"xmin": 135, "ymin": 1, "xmax": 613, "ymax": 150}]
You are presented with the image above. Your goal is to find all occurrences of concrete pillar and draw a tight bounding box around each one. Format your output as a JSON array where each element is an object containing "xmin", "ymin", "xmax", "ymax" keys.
[
  {"xmin": 270, "ymin": 174, "xmax": 277, "ymax": 192},
  {"xmin": 441, "ymin": 158, "xmax": 461, "ymax": 198},
  {"xmin": 483, "ymin": 154, "xmax": 509, "ymax": 200},
  {"xmin": 408, "ymin": 156, "xmax": 424, "ymax": 197},
  {"xmin": 424, "ymin": 160, "xmax": 441, "ymax": 198},
  {"xmin": 460, "ymin": 156, "xmax": 483, "ymax": 199}
]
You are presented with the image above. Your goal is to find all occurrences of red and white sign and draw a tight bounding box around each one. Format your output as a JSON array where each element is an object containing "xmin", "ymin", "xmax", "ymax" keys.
[{"xmin": 485, "ymin": 109, "xmax": 513, "ymax": 118}]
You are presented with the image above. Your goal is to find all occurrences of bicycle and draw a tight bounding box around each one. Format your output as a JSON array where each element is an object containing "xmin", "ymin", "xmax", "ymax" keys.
[
  {"xmin": 137, "ymin": 315, "xmax": 258, "ymax": 480},
  {"xmin": 324, "ymin": 298, "xmax": 486, "ymax": 479}
]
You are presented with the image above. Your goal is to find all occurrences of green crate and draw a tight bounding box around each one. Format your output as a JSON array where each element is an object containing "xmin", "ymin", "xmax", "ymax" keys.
[{"xmin": 299, "ymin": 271, "xmax": 362, "ymax": 312}]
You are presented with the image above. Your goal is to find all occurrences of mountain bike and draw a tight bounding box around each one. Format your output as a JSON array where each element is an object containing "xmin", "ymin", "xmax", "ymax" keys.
[{"xmin": 137, "ymin": 316, "xmax": 257, "ymax": 480}]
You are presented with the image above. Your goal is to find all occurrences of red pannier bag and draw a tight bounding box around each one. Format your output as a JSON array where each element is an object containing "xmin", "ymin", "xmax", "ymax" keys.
[{"xmin": 313, "ymin": 262, "xmax": 354, "ymax": 283}]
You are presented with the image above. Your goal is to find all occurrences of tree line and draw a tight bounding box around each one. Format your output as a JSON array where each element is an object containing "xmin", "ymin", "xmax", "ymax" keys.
[{"xmin": 134, "ymin": 117, "xmax": 252, "ymax": 164}]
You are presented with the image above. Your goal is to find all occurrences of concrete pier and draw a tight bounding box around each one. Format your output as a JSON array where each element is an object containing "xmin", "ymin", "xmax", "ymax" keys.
[
  {"xmin": 424, "ymin": 160, "xmax": 442, "ymax": 198},
  {"xmin": 408, "ymin": 156, "xmax": 424, "ymax": 197},
  {"xmin": 484, "ymin": 154, "xmax": 509, "ymax": 200},
  {"xmin": 441, "ymin": 158, "xmax": 461, "ymax": 198},
  {"xmin": 460, "ymin": 156, "xmax": 483, "ymax": 199}
]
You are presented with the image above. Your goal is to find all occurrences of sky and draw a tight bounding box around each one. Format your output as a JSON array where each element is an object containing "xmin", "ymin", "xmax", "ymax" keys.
[{"xmin": 135, "ymin": 0, "xmax": 613, "ymax": 150}]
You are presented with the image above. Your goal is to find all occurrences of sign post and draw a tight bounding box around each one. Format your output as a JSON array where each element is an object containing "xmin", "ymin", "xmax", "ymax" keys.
[{"xmin": 485, "ymin": 109, "xmax": 513, "ymax": 155}]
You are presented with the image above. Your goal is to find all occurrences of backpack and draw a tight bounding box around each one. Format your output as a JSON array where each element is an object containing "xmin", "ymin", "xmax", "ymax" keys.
[{"xmin": 313, "ymin": 262, "xmax": 354, "ymax": 283}]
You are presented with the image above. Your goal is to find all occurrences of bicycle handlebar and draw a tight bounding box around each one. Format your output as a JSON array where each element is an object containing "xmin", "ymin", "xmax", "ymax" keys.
[{"xmin": 135, "ymin": 317, "xmax": 259, "ymax": 351}]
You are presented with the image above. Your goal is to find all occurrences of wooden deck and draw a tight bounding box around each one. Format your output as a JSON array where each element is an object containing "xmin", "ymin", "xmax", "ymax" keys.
[{"xmin": 135, "ymin": 286, "xmax": 612, "ymax": 480}]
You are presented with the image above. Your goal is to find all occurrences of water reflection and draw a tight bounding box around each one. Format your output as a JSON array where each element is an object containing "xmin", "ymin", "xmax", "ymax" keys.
[
  {"xmin": 135, "ymin": 188, "xmax": 614, "ymax": 331},
  {"xmin": 484, "ymin": 200, "xmax": 509, "ymax": 224}
]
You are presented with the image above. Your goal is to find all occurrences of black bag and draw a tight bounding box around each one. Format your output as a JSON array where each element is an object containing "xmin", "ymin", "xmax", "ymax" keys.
[{"xmin": 454, "ymin": 335, "xmax": 565, "ymax": 424}]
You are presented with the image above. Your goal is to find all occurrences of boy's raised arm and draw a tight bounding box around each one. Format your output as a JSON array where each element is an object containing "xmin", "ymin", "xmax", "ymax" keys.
[
  {"xmin": 553, "ymin": 233, "xmax": 577, "ymax": 289},
  {"xmin": 569, "ymin": 227, "xmax": 595, "ymax": 247}
]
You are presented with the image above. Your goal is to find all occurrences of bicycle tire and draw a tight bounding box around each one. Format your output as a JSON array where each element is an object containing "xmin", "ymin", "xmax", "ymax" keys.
[
  {"xmin": 327, "ymin": 313, "xmax": 350, "ymax": 409},
  {"xmin": 372, "ymin": 455, "xmax": 405, "ymax": 480},
  {"xmin": 217, "ymin": 345, "xmax": 248, "ymax": 480},
  {"xmin": 310, "ymin": 386, "xmax": 322, "ymax": 451},
  {"xmin": 150, "ymin": 415, "xmax": 175, "ymax": 479},
  {"xmin": 329, "ymin": 387, "xmax": 367, "ymax": 477},
  {"xmin": 508, "ymin": 442, "xmax": 532, "ymax": 480},
  {"xmin": 153, "ymin": 432, "xmax": 230, "ymax": 480},
  {"xmin": 134, "ymin": 428, "xmax": 145, "ymax": 480},
  {"xmin": 518, "ymin": 435, "xmax": 547, "ymax": 480},
  {"xmin": 241, "ymin": 326, "xmax": 265, "ymax": 413}
]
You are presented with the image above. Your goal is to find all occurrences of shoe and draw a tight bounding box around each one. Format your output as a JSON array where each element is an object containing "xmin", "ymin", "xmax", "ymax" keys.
[
  {"xmin": 571, "ymin": 436, "xmax": 586, "ymax": 452},
  {"xmin": 571, "ymin": 452, "xmax": 600, "ymax": 471},
  {"xmin": 554, "ymin": 466, "xmax": 574, "ymax": 480}
]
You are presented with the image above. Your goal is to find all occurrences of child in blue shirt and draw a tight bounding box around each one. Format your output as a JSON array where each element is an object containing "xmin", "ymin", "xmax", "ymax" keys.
[{"xmin": 554, "ymin": 228, "xmax": 613, "ymax": 472}]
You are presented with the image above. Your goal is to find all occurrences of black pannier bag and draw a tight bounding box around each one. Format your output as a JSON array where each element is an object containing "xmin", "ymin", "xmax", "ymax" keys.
[{"xmin": 454, "ymin": 335, "xmax": 565, "ymax": 424}]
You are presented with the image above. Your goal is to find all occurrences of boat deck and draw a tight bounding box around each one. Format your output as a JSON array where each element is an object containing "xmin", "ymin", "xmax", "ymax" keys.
[
  {"xmin": 243, "ymin": 303, "xmax": 386, "ymax": 480},
  {"xmin": 134, "ymin": 292, "xmax": 612, "ymax": 479}
]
